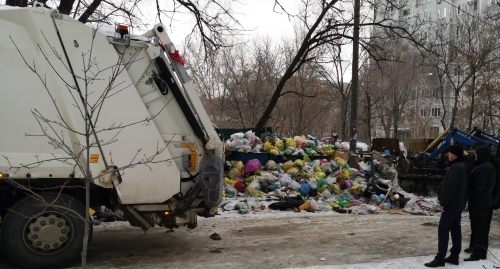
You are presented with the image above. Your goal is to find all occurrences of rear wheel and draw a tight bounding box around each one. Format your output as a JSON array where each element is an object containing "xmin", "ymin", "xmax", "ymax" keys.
[{"xmin": 2, "ymin": 192, "xmax": 86, "ymax": 269}]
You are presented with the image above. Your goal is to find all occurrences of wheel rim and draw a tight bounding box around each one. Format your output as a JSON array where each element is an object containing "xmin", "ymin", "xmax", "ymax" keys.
[{"xmin": 24, "ymin": 212, "xmax": 74, "ymax": 255}]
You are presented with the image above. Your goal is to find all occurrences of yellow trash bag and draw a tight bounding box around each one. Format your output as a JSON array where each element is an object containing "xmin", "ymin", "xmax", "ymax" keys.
[
  {"xmin": 245, "ymin": 180, "xmax": 261, "ymax": 197},
  {"xmin": 287, "ymin": 167, "xmax": 300, "ymax": 176},
  {"xmin": 294, "ymin": 159, "xmax": 305, "ymax": 168},
  {"xmin": 282, "ymin": 161, "xmax": 294, "ymax": 171},
  {"xmin": 335, "ymin": 157, "xmax": 347, "ymax": 167},
  {"xmin": 231, "ymin": 161, "xmax": 244, "ymax": 171},
  {"xmin": 285, "ymin": 138, "xmax": 296, "ymax": 148},
  {"xmin": 263, "ymin": 141, "xmax": 277, "ymax": 152},
  {"xmin": 224, "ymin": 177, "xmax": 238, "ymax": 185},
  {"xmin": 350, "ymin": 182, "xmax": 363, "ymax": 195},
  {"xmin": 275, "ymin": 140, "xmax": 285, "ymax": 151},
  {"xmin": 228, "ymin": 168, "xmax": 242, "ymax": 179},
  {"xmin": 245, "ymin": 175, "xmax": 258, "ymax": 184},
  {"xmin": 314, "ymin": 171, "xmax": 326, "ymax": 181}
]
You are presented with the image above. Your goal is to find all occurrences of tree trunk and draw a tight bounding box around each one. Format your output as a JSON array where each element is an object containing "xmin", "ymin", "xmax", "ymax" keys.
[
  {"xmin": 450, "ymin": 87, "xmax": 460, "ymax": 126},
  {"xmin": 363, "ymin": 92, "xmax": 372, "ymax": 141},
  {"xmin": 467, "ymin": 73, "xmax": 476, "ymax": 130},
  {"xmin": 58, "ymin": 0, "xmax": 76, "ymax": 15},
  {"xmin": 340, "ymin": 95, "xmax": 348, "ymax": 140},
  {"xmin": 254, "ymin": 0, "xmax": 336, "ymax": 130},
  {"xmin": 392, "ymin": 92, "xmax": 398, "ymax": 138},
  {"xmin": 6, "ymin": 0, "xmax": 28, "ymax": 6},
  {"xmin": 78, "ymin": 0, "xmax": 103, "ymax": 23}
]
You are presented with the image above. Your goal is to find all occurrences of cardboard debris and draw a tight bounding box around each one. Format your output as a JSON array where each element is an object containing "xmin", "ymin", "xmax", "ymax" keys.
[{"xmin": 389, "ymin": 209, "xmax": 407, "ymax": 215}]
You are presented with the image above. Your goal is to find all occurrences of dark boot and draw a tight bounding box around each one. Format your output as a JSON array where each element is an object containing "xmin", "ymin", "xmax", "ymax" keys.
[
  {"xmin": 464, "ymin": 255, "xmax": 484, "ymax": 261},
  {"xmin": 444, "ymin": 255, "xmax": 459, "ymax": 265},
  {"xmin": 424, "ymin": 258, "xmax": 445, "ymax": 267},
  {"xmin": 464, "ymin": 246, "xmax": 473, "ymax": 253}
]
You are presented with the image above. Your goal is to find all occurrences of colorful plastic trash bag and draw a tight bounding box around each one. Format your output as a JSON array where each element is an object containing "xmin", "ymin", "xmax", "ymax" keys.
[
  {"xmin": 234, "ymin": 181, "xmax": 245, "ymax": 192},
  {"xmin": 265, "ymin": 160, "xmax": 277, "ymax": 170},
  {"xmin": 294, "ymin": 136, "xmax": 306, "ymax": 148},
  {"xmin": 244, "ymin": 159, "xmax": 261, "ymax": 174},
  {"xmin": 338, "ymin": 197, "xmax": 351, "ymax": 208},
  {"xmin": 228, "ymin": 168, "xmax": 242, "ymax": 179},
  {"xmin": 299, "ymin": 182, "xmax": 311, "ymax": 196},
  {"xmin": 285, "ymin": 138, "xmax": 296, "ymax": 148}
]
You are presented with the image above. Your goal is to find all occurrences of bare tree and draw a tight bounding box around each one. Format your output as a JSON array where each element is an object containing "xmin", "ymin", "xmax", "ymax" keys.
[
  {"xmin": 254, "ymin": 0, "xmax": 427, "ymax": 130},
  {"xmin": 319, "ymin": 45, "xmax": 353, "ymax": 139},
  {"xmin": 425, "ymin": 12, "xmax": 500, "ymax": 128},
  {"xmin": 5, "ymin": 0, "xmax": 245, "ymax": 53}
]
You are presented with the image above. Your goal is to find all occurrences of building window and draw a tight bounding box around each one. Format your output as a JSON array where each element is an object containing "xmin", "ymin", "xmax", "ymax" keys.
[
  {"xmin": 437, "ymin": 10, "xmax": 441, "ymax": 19},
  {"xmin": 431, "ymin": 127, "xmax": 440, "ymax": 137},
  {"xmin": 457, "ymin": 5, "xmax": 462, "ymax": 14},
  {"xmin": 432, "ymin": 87, "xmax": 440, "ymax": 97},
  {"xmin": 443, "ymin": 8, "xmax": 447, "ymax": 17},
  {"xmin": 474, "ymin": 0, "xmax": 479, "ymax": 10},
  {"xmin": 403, "ymin": 9, "xmax": 410, "ymax": 16},
  {"xmin": 432, "ymin": 107, "xmax": 441, "ymax": 117},
  {"xmin": 424, "ymin": 11, "xmax": 430, "ymax": 20},
  {"xmin": 472, "ymin": 21, "xmax": 478, "ymax": 31},
  {"xmin": 421, "ymin": 108, "xmax": 429, "ymax": 117}
]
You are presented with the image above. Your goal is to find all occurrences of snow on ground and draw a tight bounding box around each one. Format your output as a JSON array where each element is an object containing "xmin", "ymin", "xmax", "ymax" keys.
[{"xmin": 298, "ymin": 250, "xmax": 500, "ymax": 269}]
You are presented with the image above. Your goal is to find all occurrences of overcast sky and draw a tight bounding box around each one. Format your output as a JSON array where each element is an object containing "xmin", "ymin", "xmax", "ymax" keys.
[{"xmin": 165, "ymin": 0, "xmax": 300, "ymax": 45}]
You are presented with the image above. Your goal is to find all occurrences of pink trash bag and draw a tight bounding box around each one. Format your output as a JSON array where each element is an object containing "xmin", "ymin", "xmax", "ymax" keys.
[{"xmin": 244, "ymin": 159, "xmax": 261, "ymax": 174}]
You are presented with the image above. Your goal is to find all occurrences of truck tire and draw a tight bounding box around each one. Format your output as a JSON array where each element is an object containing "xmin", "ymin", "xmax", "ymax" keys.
[{"xmin": 1, "ymin": 192, "xmax": 86, "ymax": 269}]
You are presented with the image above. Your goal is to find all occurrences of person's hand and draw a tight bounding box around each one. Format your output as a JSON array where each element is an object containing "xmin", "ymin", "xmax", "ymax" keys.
[{"xmin": 440, "ymin": 206, "xmax": 445, "ymax": 212}]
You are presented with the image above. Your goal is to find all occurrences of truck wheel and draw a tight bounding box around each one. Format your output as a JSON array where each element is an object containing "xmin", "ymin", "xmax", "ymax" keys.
[{"xmin": 2, "ymin": 192, "xmax": 86, "ymax": 269}]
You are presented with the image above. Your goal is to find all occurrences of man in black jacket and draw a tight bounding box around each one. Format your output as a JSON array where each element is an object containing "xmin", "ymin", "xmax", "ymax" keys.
[
  {"xmin": 464, "ymin": 140, "xmax": 485, "ymax": 254},
  {"xmin": 425, "ymin": 145, "xmax": 468, "ymax": 267},
  {"xmin": 464, "ymin": 145, "xmax": 496, "ymax": 261}
]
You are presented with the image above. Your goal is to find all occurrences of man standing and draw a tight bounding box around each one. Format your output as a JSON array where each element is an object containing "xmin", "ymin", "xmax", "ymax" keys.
[
  {"xmin": 464, "ymin": 140, "xmax": 485, "ymax": 254},
  {"xmin": 425, "ymin": 145, "xmax": 468, "ymax": 267},
  {"xmin": 464, "ymin": 145, "xmax": 496, "ymax": 261}
]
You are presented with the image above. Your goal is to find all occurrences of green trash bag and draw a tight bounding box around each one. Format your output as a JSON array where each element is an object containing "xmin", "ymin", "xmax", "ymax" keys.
[{"xmin": 338, "ymin": 197, "xmax": 351, "ymax": 208}]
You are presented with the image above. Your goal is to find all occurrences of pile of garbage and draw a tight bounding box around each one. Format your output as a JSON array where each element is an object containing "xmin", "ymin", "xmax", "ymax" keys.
[
  {"xmin": 222, "ymin": 131, "xmax": 441, "ymax": 216},
  {"xmin": 225, "ymin": 131, "xmax": 368, "ymax": 156}
]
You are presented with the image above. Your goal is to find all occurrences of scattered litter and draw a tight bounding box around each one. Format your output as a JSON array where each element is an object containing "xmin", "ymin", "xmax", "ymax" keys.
[
  {"xmin": 389, "ymin": 209, "xmax": 407, "ymax": 215},
  {"xmin": 209, "ymin": 233, "xmax": 221, "ymax": 240},
  {"xmin": 320, "ymin": 257, "xmax": 326, "ymax": 261}
]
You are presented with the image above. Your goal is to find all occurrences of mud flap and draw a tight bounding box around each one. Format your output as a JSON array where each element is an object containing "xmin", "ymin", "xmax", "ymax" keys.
[{"xmin": 199, "ymin": 154, "xmax": 224, "ymax": 207}]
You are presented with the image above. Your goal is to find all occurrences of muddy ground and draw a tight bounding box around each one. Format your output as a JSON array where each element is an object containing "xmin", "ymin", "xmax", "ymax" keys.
[{"xmin": 1, "ymin": 211, "xmax": 499, "ymax": 269}]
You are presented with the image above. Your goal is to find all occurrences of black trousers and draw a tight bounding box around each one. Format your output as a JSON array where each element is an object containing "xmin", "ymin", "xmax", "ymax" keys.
[
  {"xmin": 468, "ymin": 205, "xmax": 474, "ymax": 249},
  {"xmin": 469, "ymin": 205, "xmax": 492, "ymax": 258},
  {"xmin": 437, "ymin": 209, "xmax": 462, "ymax": 260}
]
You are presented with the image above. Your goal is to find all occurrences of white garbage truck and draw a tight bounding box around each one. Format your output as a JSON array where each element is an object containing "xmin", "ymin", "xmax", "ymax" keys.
[{"xmin": 0, "ymin": 3, "xmax": 224, "ymax": 269}]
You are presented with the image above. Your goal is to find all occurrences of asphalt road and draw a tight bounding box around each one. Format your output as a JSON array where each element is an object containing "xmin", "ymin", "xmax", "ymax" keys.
[{"xmin": 2, "ymin": 210, "xmax": 499, "ymax": 269}]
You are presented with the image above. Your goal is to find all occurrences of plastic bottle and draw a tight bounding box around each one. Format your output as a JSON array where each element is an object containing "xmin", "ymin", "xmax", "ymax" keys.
[
  {"xmin": 370, "ymin": 193, "xmax": 381, "ymax": 205},
  {"xmin": 381, "ymin": 201, "xmax": 391, "ymax": 210},
  {"xmin": 392, "ymin": 201, "xmax": 400, "ymax": 210}
]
